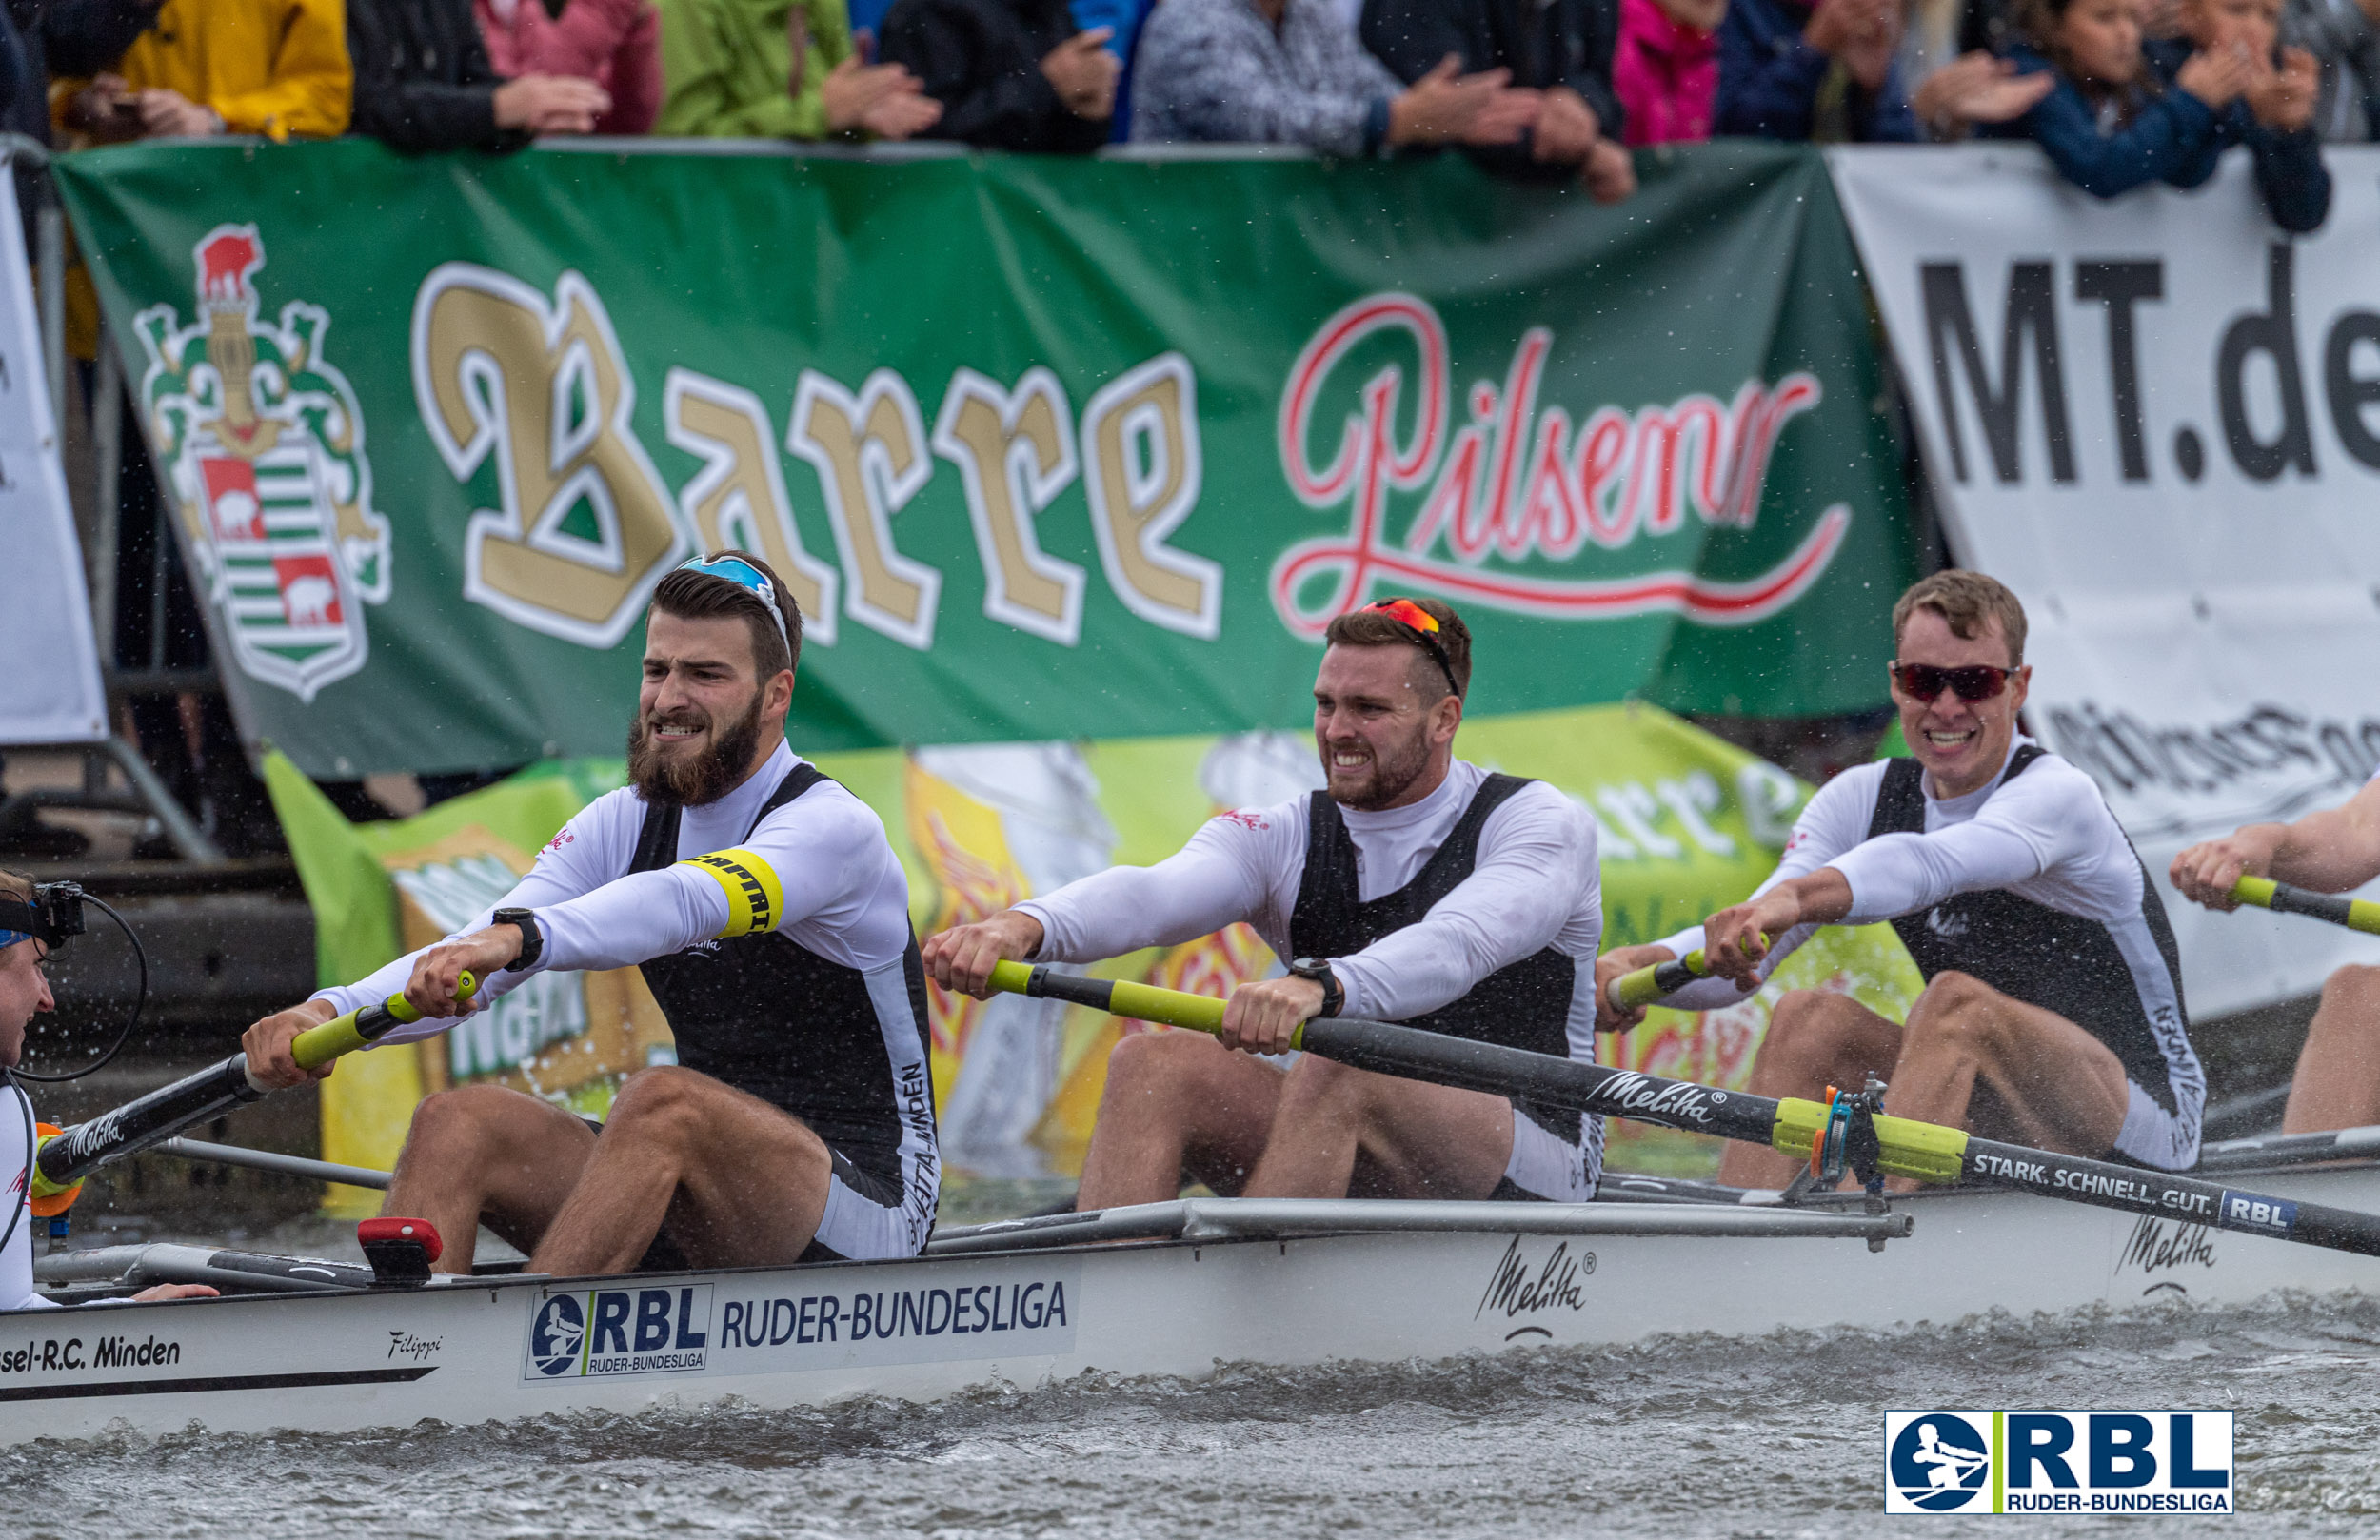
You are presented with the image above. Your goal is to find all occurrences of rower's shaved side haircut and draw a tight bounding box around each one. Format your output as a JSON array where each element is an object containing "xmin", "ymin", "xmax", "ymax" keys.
[
  {"xmin": 1892, "ymin": 571, "xmax": 2027, "ymax": 668},
  {"xmin": 1324, "ymin": 597, "xmax": 1473, "ymax": 701},
  {"xmin": 650, "ymin": 551, "xmax": 803, "ymax": 681}
]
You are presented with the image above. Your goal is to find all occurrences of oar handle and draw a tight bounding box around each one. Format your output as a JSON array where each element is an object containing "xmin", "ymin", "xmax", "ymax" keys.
[
  {"xmin": 988, "ymin": 959, "xmax": 1234, "ymax": 1035},
  {"xmin": 1604, "ymin": 936, "xmax": 1772, "ymax": 1013},
  {"xmin": 2230, "ymin": 875, "xmax": 2380, "ymax": 937},
  {"xmin": 283, "ymin": 969, "xmax": 480, "ymax": 1076}
]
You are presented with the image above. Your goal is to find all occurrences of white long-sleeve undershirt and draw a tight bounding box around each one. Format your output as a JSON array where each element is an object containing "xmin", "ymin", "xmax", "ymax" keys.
[
  {"xmin": 1, "ymin": 1082, "xmax": 56, "ymax": 1312},
  {"xmin": 1016, "ymin": 760, "xmax": 1602, "ymax": 1022},
  {"xmin": 1650, "ymin": 739, "xmax": 2142, "ymax": 1012},
  {"xmin": 314, "ymin": 741, "xmax": 913, "ymax": 1046}
]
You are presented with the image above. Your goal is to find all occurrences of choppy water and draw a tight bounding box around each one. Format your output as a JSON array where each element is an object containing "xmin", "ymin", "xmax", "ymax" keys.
[{"xmin": 8, "ymin": 1294, "xmax": 2380, "ymax": 1538}]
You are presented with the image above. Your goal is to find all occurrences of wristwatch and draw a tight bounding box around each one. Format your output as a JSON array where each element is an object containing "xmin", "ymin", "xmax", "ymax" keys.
[
  {"xmin": 491, "ymin": 907, "xmax": 545, "ymax": 972},
  {"xmin": 1286, "ymin": 957, "xmax": 1344, "ymax": 1018}
]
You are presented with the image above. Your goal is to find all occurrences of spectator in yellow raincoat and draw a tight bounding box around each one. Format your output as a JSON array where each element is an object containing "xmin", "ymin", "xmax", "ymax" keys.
[{"xmin": 56, "ymin": 0, "xmax": 351, "ymax": 142}]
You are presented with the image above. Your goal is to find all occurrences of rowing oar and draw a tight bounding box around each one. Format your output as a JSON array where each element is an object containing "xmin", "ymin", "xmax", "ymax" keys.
[
  {"xmin": 988, "ymin": 960, "xmax": 2380, "ymax": 1257},
  {"xmin": 1605, "ymin": 944, "xmax": 1735, "ymax": 1011},
  {"xmin": 2228, "ymin": 875, "xmax": 2380, "ymax": 935},
  {"xmin": 28, "ymin": 974, "xmax": 475, "ymax": 1206}
]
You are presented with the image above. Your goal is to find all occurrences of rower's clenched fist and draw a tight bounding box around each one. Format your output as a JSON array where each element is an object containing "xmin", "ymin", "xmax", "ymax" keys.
[
  {"xmin": 923, "ymin": 910, "xmax": 1046, "ymax": 998},
  {"xmin": 1700, "ymin": 894, "xmax": 1795, "ymax": 986},
  {"xmin": 2170, "ymin": 827, "xmax": 2284, "ymax": 912},
  {"xmin": 404, "ymin": 927, "xmax": 513, "ymax": 1020},
  {"xmin": 1220, "ymin": 975, "xmax": 1324, "ymax": 1056},
  {"xmin": 241, "ymin": 998, "xmax": 340, "ymax": 1088},
  {"xmin": 1593, "ymin": 944, "xmax": 1676, "ymax": 1033}
]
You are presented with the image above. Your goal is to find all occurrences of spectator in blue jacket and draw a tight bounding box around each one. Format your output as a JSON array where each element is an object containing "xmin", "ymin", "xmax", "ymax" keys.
[
  {"xmin": 1716, "ymin": 0, "xmax": 1921, "ymax": 138},
  {"xmin": 1982, "ymin": 0, "xmax": 2329, "ymax": 229}
]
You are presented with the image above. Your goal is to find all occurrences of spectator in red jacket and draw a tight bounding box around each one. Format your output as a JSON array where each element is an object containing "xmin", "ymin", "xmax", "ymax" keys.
[{"xmin": 477, "ymin": 0, "xmax": 662, "ymax": 134}]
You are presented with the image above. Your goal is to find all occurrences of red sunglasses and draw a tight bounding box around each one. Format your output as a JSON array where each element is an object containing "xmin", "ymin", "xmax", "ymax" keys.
[{"xmin": 1891, "ymin": 661, "xmax": 2015, "ymax": 702}]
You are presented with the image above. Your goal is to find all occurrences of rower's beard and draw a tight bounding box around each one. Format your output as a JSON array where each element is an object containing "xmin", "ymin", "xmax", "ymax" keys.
[
  {"xmin": 628, "ymin": 690, "xmax": 765, "ymax": 807},
  {"xmin": 1327, "ymin": 724, "xmax": 1435, "ymax": 812}
]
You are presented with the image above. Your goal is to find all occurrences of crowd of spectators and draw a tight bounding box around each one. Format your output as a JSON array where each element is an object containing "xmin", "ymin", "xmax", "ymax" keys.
[{"xmin": 0, "ymin": 0, "xmax": 2350, "ymax": 209}]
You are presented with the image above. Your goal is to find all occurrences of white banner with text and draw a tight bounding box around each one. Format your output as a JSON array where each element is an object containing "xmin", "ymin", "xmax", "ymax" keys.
[
  {"xmin": 0, "ymin": 162, "xmax": 105, "ymax": 746},
  {"xmin": 1832, "ymin": 144, "xmax": 2380, "ymax": 1017}
]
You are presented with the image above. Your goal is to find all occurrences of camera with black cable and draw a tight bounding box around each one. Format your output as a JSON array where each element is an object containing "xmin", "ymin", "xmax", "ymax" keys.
[{"xmin": 0, "ymin": 867, "xmax": 213, "ymax": 1304}]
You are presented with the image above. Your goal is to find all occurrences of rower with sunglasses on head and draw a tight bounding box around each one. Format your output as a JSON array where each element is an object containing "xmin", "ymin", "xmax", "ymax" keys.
[
  {"xmin": 1597, "ymin": 571, "xmax": 2203, "ymax": 1187},
  {"xmin": 241, "ymin": 552, "xmax": 937, "ymax": 1276},
  {"xmin": 925, "ymin": 597, "xmax": 1606, "ymax": 1210}
]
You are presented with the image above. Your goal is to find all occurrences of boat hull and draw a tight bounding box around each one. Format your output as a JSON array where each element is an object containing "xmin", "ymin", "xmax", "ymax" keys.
[{"xmin": 3, "ymin": 1169, "xmax": 2374, "ymax": 1442}]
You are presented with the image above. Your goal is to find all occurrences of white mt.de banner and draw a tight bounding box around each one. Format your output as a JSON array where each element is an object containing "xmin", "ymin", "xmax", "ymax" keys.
[
  {"xmin": 0, "ymin": 163, "xmax": 105, "ymax": 746},
  {"xmin": 1831, "ymin": 144, "xmax": 2380, "ymax": 1017}
]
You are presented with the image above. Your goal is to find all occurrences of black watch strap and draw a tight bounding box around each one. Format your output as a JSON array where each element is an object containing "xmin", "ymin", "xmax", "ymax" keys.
[
  {"xmin": 1287, "ymin": 957, "xmax": 1344, "ymax": 1018},
  {"xmin": 493, "ymin": 907, "xmax": 544, "ymax": 971}
]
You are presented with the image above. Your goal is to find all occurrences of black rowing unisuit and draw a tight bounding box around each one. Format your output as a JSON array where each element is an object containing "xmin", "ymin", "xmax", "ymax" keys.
[
  {"xmin": 1289, "ymin": 773, "xmax": 1581, "ymax": 1142},
  {"xmin": 1867, "ymin": 748, "xmax": 2191, "ymax": 1114},
  {"xmin": 630, "ymin": 763, "xmax": 934, "ymax": 1190}
]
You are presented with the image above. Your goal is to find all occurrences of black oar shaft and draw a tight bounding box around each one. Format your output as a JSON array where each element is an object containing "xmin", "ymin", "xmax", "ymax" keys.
[
  {"xmin": 31, "ymin": 979, "xmax": 468, "ymax": 1194},
  {"xmin": 992, "ymin": 961, "xmax": 2380, "ymax": 1258},
  {"xmin": 35, "ymin": 1056, "xmax": 261, "ymax": 1187}
]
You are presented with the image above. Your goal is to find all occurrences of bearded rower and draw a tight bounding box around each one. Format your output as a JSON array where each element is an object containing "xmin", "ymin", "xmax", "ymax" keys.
[
  {"xmin": 243, "ymin": 553, "xmax": 936, "ymax": 1275},
  {"xmin": 2171, "ymin": 771, "xmax": 2380, "ymax": 1134},
  {"xmin": 1597, "ymin": 572, "xmax": 2204, "ymax": 1186},
  {"xmin": 926, "ymin": 598, "xmax": 1604, "ymax": 1208}
]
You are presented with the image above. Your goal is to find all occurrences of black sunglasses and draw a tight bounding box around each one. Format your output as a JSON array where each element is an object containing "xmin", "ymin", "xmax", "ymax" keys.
[{"xmin": 1890, "ymin": 661, "xmax": 2015, "ymax": 702}]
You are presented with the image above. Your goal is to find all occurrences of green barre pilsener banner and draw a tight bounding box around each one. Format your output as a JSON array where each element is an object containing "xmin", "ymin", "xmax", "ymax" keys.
[{"xmin": 58, "ymin": 140, "xmax": 1915, "ymax": 778}]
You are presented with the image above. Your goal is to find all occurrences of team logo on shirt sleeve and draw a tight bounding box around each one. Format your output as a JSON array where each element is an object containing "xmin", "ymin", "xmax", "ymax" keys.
[{"xmin": 682, "ymin": 848, "xmax": 785, "ymax": 938}]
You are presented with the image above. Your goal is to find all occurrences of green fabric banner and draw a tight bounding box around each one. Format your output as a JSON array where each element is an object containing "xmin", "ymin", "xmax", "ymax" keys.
[{"xmin": 60, "ymin": 141, "xmax": 1914, "ymax": 778}]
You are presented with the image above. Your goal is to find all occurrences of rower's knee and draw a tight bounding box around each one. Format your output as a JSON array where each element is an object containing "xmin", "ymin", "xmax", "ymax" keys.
[
  {"xmin": 1756, "ymin": 991, "xmax": 1855, "ymax": 1075},
  {"xmin": 602, "ymin": 1065, "xmax": 714, "ymax": 1147},
  {"xmin": 1102, "ymin": 1028, "xmax": 1224, "ymax": 1103},
  {"xmin": 401, "ymin": 1084, "xmax": 526, "ymax": 1165},
  {"xmin": 2318, "ymin": 964, "xmax": 2380, "ymax": 1024},
  {"xmin": 1906, "ymin": 970, "xmax": 2003, "ymax": 1056},
  {"xmin": 1275, "ymin": 1054, "xmax": 1373, "ymax": 1116}
]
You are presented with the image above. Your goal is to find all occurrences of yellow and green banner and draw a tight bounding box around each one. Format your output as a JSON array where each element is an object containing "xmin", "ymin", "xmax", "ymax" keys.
[
  {"xmin": 267, "ymin": 706, "xmax": 1919, "ymax": 1209},
  {"xmin": 60, "ymin": 140, "xmax": 1916, "ymax": 780}
]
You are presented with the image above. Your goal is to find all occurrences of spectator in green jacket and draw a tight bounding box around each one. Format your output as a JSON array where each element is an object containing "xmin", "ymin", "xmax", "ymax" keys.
[{"xmin": 655, "ymin": 0, "xmax": 942, "ymax": 137}]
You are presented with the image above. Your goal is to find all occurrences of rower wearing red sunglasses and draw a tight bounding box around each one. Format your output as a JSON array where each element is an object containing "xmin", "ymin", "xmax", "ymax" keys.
[
  {"xmin": 1596, "ymin": 570, "xmax": 2204, "ymax": 1185},
  {"xmin": 925, "ymin": 596, "xmax": 1607, "ymax": 1211}
]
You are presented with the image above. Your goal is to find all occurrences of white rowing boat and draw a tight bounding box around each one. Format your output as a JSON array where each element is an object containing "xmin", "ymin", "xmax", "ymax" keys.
[{"xmin": 4, "ymin": 1159, "xmax": 2375, "ymax": 1443}]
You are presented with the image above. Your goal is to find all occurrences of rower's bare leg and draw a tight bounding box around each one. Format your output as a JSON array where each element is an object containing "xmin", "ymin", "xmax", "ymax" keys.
[
  {"xmin": 1882, "ymin": 970, "xmax": 2130, "ymax": 1188},
  {"xmin": 381, "ymin": 1084, "xmax": 597, "ymax": 1274},
  {"xmin": 529, "ymin": 1066, "xmax": 834, "ymax": 1276},
  {"xmin": 1076, "ymin": 1031, "xmax": 1284, "ymax": 1210},
  {"xmin": 1242, "ymin": 1057, "xmax": 1514, "ymax": 1199},
  {"xmin": 1716, "ymin": 990, "xmax": 1904, "ymax": 1190},
  {"xmin": 2282, "ymin": 965, "xmax": 2380, "ymax": 1134}
]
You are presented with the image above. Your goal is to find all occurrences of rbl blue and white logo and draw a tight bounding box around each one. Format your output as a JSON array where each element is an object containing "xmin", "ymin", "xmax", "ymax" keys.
[
  {"xmin": 522, "ymin": 1284, "xmax": 712, "ymax": 1382},
  {"xmin": 1887, "ymin": 1412, "xmax": 1994, "ymax": 1511},
  {"xmin": 1884, "ymin": 1411, "xmax": 2233, "ymax": 1514},
  {"xmin": 527, "ymin": 1293, "xmax": 585, "ymax": 1377}
]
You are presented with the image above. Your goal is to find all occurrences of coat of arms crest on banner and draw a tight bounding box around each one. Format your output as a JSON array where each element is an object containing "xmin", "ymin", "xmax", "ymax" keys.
[{"xmin": 134, "ymin": 223, "xmax": 388, "ymax": 701}]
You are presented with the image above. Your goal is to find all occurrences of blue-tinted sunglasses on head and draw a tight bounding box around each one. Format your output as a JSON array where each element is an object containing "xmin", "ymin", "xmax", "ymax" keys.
[{"xmin": 677, "ymin": 554, "xmax": 790, "ymax": 649}]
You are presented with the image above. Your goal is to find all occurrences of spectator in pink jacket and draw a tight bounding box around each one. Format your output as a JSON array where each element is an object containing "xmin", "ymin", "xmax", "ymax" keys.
[
  {"xmin": 477, "ymin": 0, "xmax": 662, "ymax": 134},
  {"xmin": 1614, "ymin": 0, "xmax": 1723, "ymax": 142}
]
